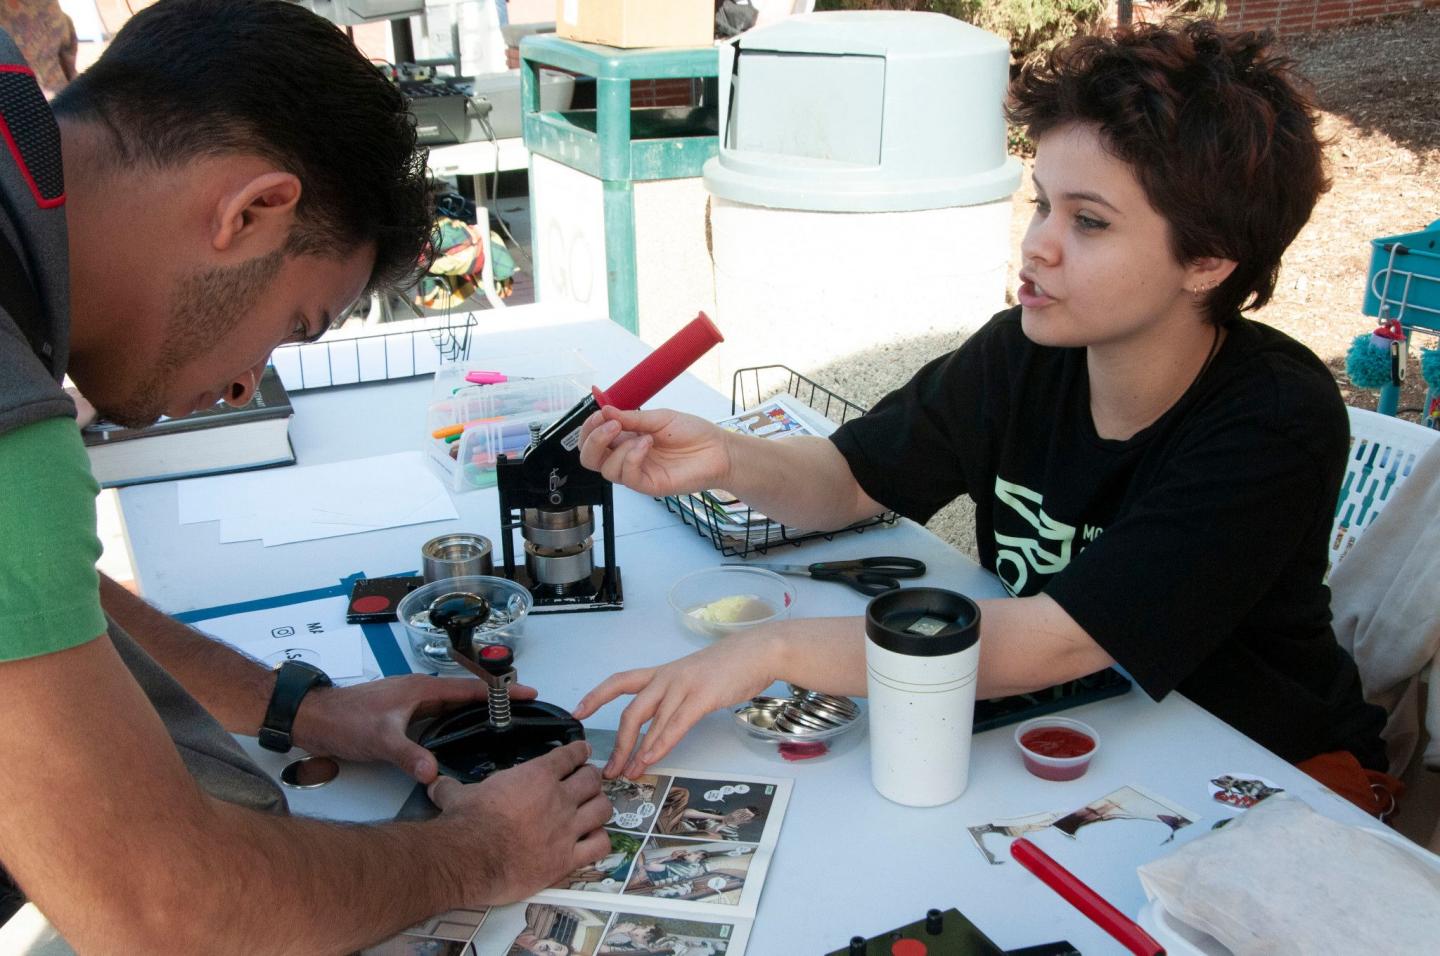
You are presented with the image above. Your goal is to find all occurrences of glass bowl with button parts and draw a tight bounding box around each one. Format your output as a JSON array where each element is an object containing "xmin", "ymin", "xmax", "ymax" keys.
[
  {"xmin": 732, "ymin": 684, "xmax": 866, "ymax": 763},
  {"xmin": 396, "ymin": 575, "xmax": 533, "ymax": 670},
  {"xmin": 668, "ymin": 566, "xmax": 796, "ymax": 640}
]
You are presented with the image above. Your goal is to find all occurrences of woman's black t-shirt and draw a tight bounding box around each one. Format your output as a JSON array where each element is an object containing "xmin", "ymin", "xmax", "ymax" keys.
[{"xmin": 830, "ymin": 306, "xmax": 1387, "ymax": 770}]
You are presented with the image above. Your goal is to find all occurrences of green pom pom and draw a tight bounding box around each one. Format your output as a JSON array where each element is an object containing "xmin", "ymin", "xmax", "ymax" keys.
[
  {"xmin": 1422, "ymin": 346, "xmax": 1440, "ymax": 391},
  {"xmin": 1346, "ymin": 332, "xmax": 1397, "ymax": 389}
]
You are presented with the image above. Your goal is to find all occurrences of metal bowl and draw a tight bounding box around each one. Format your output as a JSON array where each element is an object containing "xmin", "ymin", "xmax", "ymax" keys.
[{"xmin": 732, "ymin": 688, "xmax": 865, "ymax": 763}]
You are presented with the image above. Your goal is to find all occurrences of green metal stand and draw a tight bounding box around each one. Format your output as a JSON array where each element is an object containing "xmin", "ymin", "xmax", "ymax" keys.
[{"xmin": 520, "ymin": 35, "xmax": 718, "ymax": 333}]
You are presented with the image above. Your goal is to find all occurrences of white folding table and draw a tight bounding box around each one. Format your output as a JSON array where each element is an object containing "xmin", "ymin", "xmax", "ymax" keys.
[{"xmin": 118, "ymin": 305, "xmax": 1383, "ymax": 954}]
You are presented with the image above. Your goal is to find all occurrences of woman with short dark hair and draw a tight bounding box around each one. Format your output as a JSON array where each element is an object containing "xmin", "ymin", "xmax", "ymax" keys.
[{"xmin": 573, "ymin": 19, "xmax": 1393, "ymax": 814}]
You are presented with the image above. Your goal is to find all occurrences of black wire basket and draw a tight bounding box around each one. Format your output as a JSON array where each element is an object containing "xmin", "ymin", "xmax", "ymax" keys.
[{"xmin": 663, "ymin": 365, "xmax": 897, "ymax": 557}]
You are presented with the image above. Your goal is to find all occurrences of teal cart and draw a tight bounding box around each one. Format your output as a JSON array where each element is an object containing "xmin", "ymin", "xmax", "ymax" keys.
[
  {"xmin": 520, "ymin": 35, "xmax": 719, "ymax": 334},
  {"xmin": 1363, "ymin": 218, "xmax": 1440, "ymax": 426}
]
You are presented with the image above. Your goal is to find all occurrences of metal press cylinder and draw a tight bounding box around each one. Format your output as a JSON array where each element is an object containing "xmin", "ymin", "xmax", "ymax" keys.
[
  {"xmin": 524, "ymin": 541, "xmax": 594, "ymax": 587},
  {"xmin": 421, "ymin": 533, "xmax": 494, "ymax": 583},
  {"xmin": 521, "ymin": 506, "xmax": 593, "ymax": 549}
]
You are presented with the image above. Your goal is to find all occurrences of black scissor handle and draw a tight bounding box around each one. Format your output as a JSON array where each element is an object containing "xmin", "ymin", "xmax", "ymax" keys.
[
  {"xmin": 811, "ymin": 556, "xmax": 925, "ymax": 576},
  {"xmin": 847, "ymin": 571, "xmax": 903, "ymax": 596},
  {"xmin": 861, "ymin": 556, "xmax": 926, "ymax": 577},
  {"xmin": 807, "ymin": 565, "xmax": 905, "ymax": 595}
]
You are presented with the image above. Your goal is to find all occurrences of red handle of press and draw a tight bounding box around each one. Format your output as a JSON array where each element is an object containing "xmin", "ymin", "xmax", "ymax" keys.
[
  {"xmin": 592, "ymin": 312, "xmax": 723, "ymax": 411},
  {"xmin": 1010, "ymin": 838, "xmax": 1165, "ymax": 956}
]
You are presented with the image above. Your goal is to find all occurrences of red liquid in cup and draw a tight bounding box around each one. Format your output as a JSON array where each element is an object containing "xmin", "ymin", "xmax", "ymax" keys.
[
  {"xmin": 1019, "ymin": 726, "xmax": 1096, "ymax": 781},
  {"xmin": 1020, "ymin": 727, "xmax": 1095, "ymax": 758}
]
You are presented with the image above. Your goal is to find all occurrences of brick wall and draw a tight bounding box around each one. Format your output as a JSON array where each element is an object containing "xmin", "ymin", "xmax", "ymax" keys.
[
  {"xmin": 1222, "ymin": 0, "xmax": 1440, "ymax": 36},
  {"xmin": 630, "ymin": 79, "xmax": 696, "ymax": 109}
]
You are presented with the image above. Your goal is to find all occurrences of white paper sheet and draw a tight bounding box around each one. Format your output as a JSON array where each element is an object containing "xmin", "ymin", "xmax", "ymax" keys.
[
  {"xmin": 190, "ymin": 592, "xmax": 366, "ymax": 680},
  {"xmin": 178, "ymin": 451, "xmax": 458, "ymax": 546}
]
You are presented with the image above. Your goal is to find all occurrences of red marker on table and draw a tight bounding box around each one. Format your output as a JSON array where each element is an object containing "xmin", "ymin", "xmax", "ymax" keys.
[{"xmin": 1010, "ymin": 838, "xmax": 1165, "ymax": 956}]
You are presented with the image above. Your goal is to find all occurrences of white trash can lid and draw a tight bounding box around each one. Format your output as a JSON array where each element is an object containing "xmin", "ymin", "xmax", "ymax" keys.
[{"xmin": 704, "ymin": 11, "xmax": 1022, "ymax": 213}]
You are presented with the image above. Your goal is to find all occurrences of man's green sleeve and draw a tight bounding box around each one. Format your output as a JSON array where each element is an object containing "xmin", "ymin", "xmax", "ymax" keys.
[{"xmin": 0, "ymin": 416, "xmax": 106, "ymax": 661}]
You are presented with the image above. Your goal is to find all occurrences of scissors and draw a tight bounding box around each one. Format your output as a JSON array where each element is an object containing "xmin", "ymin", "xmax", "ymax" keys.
[{"xmin": 729, "ymin": 556, "xmax": 926, "ymax": 596}]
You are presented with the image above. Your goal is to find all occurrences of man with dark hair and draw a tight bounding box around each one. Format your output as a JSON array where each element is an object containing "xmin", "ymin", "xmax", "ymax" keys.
[{"xmin": 0, "ymin": 2, "xmax": 608, "ymax": 951}]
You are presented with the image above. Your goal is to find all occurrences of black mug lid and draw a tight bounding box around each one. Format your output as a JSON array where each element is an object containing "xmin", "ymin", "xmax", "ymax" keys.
[{"xmin": 865, "ymin": 587, "xmax": 980, "ymax": 657}]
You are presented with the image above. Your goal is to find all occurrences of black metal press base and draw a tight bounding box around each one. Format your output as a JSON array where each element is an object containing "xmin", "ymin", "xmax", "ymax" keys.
[
  {"xmin": 419, "ymin": 700, "xmax": 586, "ymax": 783},
  {"xmin": 510, "ymin": 566, "xmax": 624, "ymax": 614}
]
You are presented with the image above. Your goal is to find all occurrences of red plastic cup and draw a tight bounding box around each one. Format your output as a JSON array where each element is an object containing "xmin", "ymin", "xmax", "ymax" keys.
[{"xmin": 1014, "ymin": 716, "xmax": 1100, "ymax": 781}]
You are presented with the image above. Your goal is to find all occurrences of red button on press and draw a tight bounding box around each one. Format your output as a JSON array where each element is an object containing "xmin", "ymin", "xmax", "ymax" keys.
[
  {"xmin": 891, "ymin": 940, "xmax": 927, "ymax": 956},
  {"xmin": 480, "ymin": 645, "xmax": 510, "ymax": 660}
]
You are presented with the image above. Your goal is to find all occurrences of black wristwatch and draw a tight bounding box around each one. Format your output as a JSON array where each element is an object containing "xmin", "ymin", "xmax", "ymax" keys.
[{"xmin": 258, "ymin": 661, "xmax": 333, "ymax": 753}]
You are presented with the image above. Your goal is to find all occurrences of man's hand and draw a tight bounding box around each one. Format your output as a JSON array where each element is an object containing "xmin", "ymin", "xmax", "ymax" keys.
[
  {"xmin": 291, "ymin": 676, "xmax": 540, "ymax": 783},
  {"xmin": 429, "ymin": 741, "xmax": 612, "ymax": 904}
]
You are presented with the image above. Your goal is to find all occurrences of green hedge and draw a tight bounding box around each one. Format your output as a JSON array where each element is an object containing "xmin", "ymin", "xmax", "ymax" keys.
[{"xmin": 814, "ymin": 0, "xmax": 1107, "ymax": 65}]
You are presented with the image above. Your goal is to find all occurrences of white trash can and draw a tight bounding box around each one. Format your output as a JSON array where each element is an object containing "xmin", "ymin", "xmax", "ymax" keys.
[{"xmin": 703, "ymin": 11, "xmax": 1021, "ymax": 376}]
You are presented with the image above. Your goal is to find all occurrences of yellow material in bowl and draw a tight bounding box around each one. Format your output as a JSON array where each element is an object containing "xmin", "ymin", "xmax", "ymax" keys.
[
  {"xmin": 688, "ymin": 594, "xmax": 776, "ymax": 626},
  {"xmin": 667, "ymin": 566, "xmax": 796, "ymax": 639}
]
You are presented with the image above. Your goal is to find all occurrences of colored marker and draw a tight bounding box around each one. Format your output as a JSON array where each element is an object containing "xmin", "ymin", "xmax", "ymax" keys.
[
  {"xmin": 464, "ymin": 371, "xmax": 536, "ymax": 385},
  {"xmin": 430, "ymin": 415, "xmax": 503, "ymax": 440}
]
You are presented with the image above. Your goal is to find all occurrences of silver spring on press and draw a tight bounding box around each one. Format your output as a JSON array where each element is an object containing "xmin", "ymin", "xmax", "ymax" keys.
[{"xmin": 488, "ymin": 682, "xmax": 512, "ymax": 728}]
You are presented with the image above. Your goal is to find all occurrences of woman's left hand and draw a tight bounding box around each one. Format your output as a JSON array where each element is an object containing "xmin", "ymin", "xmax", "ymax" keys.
[{"xmin": 573, "ymin": 632, "xmax": 784, "ymax": 779}]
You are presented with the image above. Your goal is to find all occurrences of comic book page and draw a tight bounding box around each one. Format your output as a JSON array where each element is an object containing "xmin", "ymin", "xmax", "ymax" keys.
[
  {"xmin": 471, "ymin": 902, "xmax": 750, "ymax": 956},
  {"xmin": 370, "ymin": 768, "xmax": 788, "ymax": 955},
  {"xmin": 712, "ymin": 395, "xmax": 830, "ymax": 443},
  {"xmin": 692, "ymin": 395, "xmax": 840, "ymax": 542},
  {"xmin": 538, "ymin": 768, "xmax": 790, "ymax": 920}
]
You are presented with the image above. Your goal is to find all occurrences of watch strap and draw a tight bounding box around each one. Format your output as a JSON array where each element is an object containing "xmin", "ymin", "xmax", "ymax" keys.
[{"xmin": 258, "ymin": 661, "xmax": 332, "ymax": 753}]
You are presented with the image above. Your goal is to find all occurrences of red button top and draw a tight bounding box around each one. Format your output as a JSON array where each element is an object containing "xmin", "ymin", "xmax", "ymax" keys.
[
  {"xmin": 480, "ymin": 645, "xmax": 510, "ymax": 660},
  {"xmin": 891, "ymin": 940, "xmax": 927, "ymax": 956}
]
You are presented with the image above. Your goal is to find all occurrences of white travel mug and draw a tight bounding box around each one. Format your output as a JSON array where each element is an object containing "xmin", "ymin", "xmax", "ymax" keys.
[{"xmin": 865, "ymin": 588, "xmax": 981, "ymax": 807}]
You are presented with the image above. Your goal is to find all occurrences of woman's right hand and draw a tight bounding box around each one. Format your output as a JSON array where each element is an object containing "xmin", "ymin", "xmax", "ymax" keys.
[
  {"xmin": 578, "ymin": 405, "xmax": 731, "ymax": 498},
  {"xmin": 572, "ymin": 631, "xmax": 784, "ymax": 779}
]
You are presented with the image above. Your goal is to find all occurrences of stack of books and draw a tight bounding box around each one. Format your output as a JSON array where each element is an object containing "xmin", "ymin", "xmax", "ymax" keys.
[{"xmin": 82, "ymin": 366, "xmax": 295, "ymax": 488}]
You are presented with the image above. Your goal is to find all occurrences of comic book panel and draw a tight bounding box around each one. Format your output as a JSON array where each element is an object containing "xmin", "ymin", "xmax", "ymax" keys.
[
  {"xmin": 603, "ymin": 774, "xmax": 670, "ymax": 833},
  {"xmin": 361, "ymin": 908, "xmax": 488, "ymax": 954},
  {"xmin": 552, "ymin": 829, "xmax": 643, "ymax": 894},
  {"xmin": 1053, "ymin": 785, "xmax": 1194, "ymax": 844},
  {"xmin": 623, "ymin": 837, "xmax": 757, "ymax": 906},
  {"xmin": 653, "ymin": 778, "xmax": 775, "ymax": 843},
  {"xmin": 505, "ymin": 903, "xmax": 609, "ymax": 956},
  {"xmin": 362, "ymin": 939, "xmax": 470, "ymax": 956},
  {"xmin": 596, "ymin": 912, "xmax": 736, "ymax": 955}
]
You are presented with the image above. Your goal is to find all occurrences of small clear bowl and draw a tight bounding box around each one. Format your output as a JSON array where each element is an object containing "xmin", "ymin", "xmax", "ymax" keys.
[
  {"xmin": 1014, "ymin": 716, "xmax": 1100, "ymax": 781},
  {"xmin": 396, "ymin": 575, "xmax": 533, "ymax": 670},
  {"xmin": 667, "ymin": 566, "xmax": 796, "ymax": 639},
  {"xmin": 731, "ymin": 691, "xmax": 866, "ymax": 764}
]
